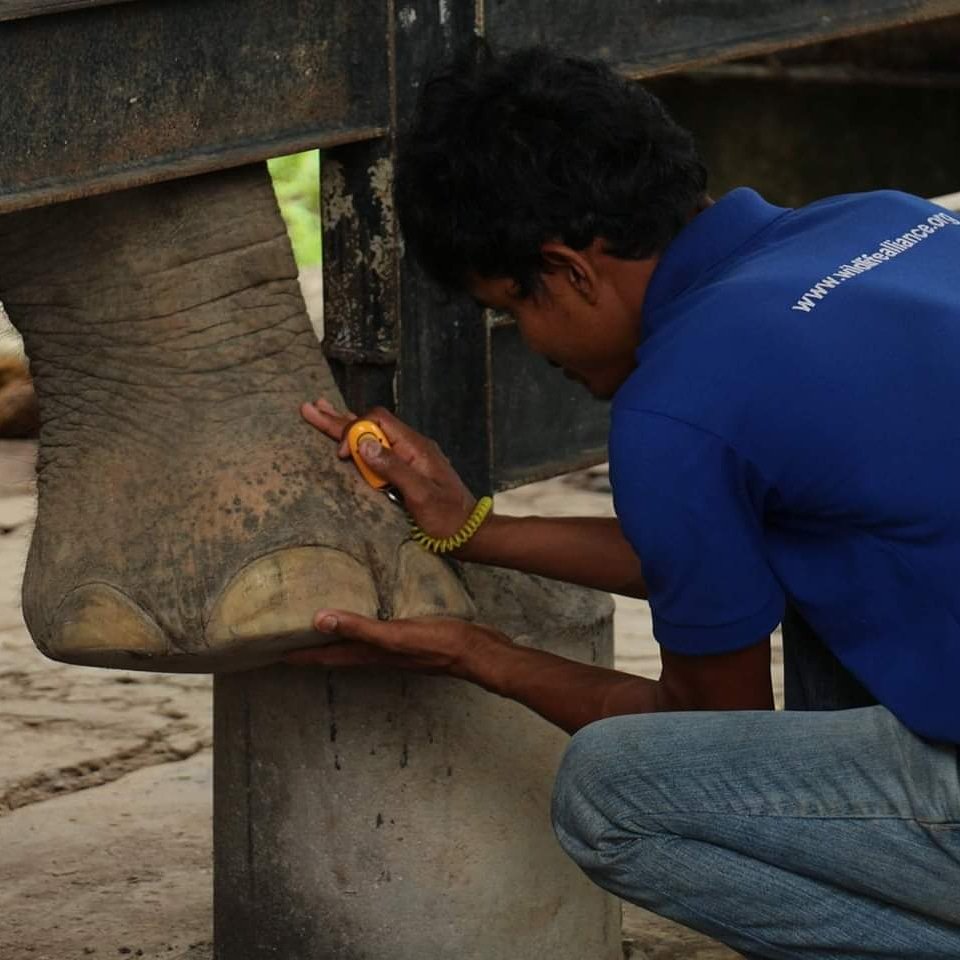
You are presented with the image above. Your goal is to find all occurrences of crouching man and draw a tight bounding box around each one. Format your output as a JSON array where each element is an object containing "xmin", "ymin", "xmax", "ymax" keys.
[{"xmin": 292, "ymin": 47, "xmax": 960, "ymax": 959}]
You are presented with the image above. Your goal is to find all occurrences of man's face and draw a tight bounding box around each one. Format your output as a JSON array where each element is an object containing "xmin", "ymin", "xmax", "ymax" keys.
[{"xmin": 468, "ymin": 244, "xmax": 658, "ymax": 401}]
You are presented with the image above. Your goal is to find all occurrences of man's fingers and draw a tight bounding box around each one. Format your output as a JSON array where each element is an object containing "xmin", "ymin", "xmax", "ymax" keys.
[
  {"xmin": 363, "ymin": 406, "xmax": 441, "ymax": 465},
  {"xmin": 356, "ymin": 441, "xmax": 434, "ymax": 505},
  {"xmin": 313, "ymin": 396, "xmax": 357, "ymax": 419},
  {"xmin": 301, "ymin": 401, "xmax": 354, "ymax": 457},
  {"xmin": 300, "ymin": 401, "xmax": 343, "ymax": 435},
  {"xmin": 304, "ymin": 402, "xmax": 449, "ymax": 476},
  {"xmin": 284, "ymin": 614, "xmax": 487, "ymax": 675},
  {"xmin": 284, "ymin": 639, "xmax": 398, "ymax": 668},
  {"xmin": 304, "ymin": 402, "xmax": 439, "ymax": 496},
  {"xmin": 313, "ymin": 610, "xmax": 397, "ymax": 647}
]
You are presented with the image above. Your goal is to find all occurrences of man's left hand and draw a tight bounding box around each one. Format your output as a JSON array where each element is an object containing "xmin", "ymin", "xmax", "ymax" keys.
[{"xmin": 284, "ymin": 610, "xmax": 513, "ymax": 677}]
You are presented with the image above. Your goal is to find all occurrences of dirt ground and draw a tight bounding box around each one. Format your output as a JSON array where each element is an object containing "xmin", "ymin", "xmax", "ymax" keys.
[{"xmin": 0, "ymin": 274, "xmax": 769, "ymax": 959}]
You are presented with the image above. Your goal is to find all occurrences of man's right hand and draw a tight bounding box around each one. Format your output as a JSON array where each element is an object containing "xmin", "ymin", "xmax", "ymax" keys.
[
  {"xmin": 301, "ymin": 397, "xmax": 648, "ymax": 597},
  {"xmin": 301, "ymin": 397, "xmax": 481, "ymax": 542}
]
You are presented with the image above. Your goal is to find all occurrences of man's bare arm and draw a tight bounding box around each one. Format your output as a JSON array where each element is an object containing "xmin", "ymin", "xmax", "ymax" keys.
[
  {"xmin": 470, "ymin": 633, "xmax": 774, "ymax": 733},
  {"xmin": 456, "ymin": 514, "xmax": 647, "ymax": 597},
  {"xmin": 288, "ymin": 614, "xmax": 774, "ymax": 735}
]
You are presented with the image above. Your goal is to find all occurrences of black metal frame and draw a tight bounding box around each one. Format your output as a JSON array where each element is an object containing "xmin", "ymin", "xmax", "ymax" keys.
[{"xmin": 2, "ymin": 0, "xmax": 960, "ymax": 495}]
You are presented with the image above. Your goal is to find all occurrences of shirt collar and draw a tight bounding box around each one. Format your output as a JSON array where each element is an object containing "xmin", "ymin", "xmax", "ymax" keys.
[{"xmin": 642, "ymin": 188, "xmax": 789, "ymax": 332}]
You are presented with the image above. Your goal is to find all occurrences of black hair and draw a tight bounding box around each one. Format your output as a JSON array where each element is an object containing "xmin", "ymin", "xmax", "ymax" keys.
[{"xmin": 396, "ymin": 45, "xmax": 707, "ymax": 297}]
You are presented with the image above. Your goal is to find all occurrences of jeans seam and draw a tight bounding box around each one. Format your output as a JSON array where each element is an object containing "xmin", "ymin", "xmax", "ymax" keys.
[
  {"xmin": 585, "ymin": 831, "xmax": 805, "ymax": 960},
  {"xmin": 622, "ymin": 810, "xmax": 959, "ymax": 824}
]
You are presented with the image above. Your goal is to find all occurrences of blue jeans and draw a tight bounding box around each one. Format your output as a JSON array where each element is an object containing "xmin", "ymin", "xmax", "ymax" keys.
[{"xmin": 551, "ymin": 609, "xmax": 960, "ymax": 958}]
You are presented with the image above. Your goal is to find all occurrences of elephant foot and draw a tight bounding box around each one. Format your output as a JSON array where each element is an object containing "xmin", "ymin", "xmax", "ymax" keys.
[
  {"xmin": 0, "ymin": 165, "xmax": 475, "ymax": 672},
  {"xmin": 52, "ymin": 540, "xmax": 475, "ymax": 672}
]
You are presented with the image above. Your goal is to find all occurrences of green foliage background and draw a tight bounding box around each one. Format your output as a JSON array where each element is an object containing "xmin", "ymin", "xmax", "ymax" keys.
[{"xmin": 268, "ymin": 150, "xmax": 322, "ymax": 269}]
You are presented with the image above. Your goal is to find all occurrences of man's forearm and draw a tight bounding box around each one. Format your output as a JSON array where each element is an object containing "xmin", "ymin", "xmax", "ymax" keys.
[
  {"xmin": 454, "ymin": 630, "xmax": 776, "ymax": 734},
  {"xmin": 456, "ymin": 514, "xmax": 647, "ymax": 598},
  {"xmin": 458, "ymin": 633, "xmax": 663, "ymax": 735}
]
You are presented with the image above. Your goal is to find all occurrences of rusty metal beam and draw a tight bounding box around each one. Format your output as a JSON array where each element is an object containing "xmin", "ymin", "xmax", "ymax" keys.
[
  {"xmin": 484, "ymin": 0, "xmax": 960, "ymax": 78},
  {"xmin": 321, "ymin": 139, "xmax": 400, "ymax": 414},
  {"xmin": 0, "ymin": 0, "xmax": 133, "ymax": 23},
  {"xmin": 0, "ymin": 0, "xmax": 390, "ymax": 214},
  {"xmin": 688, "ymin": 63, "xmax": 960, "ymax": 88},
  {"xmin": 765, "ymin": 13, "xmax": 960, "ymax": 71}
]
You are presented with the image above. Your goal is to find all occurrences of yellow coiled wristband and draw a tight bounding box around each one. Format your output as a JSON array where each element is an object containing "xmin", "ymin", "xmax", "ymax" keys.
[{"xmin": 409, "ymin": 496, "xmax": 494, "ymax": 554}]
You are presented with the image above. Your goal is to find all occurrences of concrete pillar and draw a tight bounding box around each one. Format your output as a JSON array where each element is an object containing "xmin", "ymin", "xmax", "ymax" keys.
[{"xmin": 213, "ymin": 564, "xmax": 621, "ymax": 959}]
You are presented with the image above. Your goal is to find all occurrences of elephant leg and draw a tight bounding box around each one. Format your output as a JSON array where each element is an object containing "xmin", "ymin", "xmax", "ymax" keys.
[{"xmin": 0, "ymin": 164, "xmax": 472, "ymax": 671}]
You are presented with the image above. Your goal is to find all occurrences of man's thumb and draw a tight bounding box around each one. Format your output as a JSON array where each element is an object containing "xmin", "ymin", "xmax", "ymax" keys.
[
  {"xmin": 315, "ymin": 611, "xmax": 343, "ymax": 633},
  {"xmin": 313, "ymin": 609, "xmax": 384, "ymax": 643},
  {"xmin": 357, "ymin": 438, "xmax": 423, "ymax": 496},
  {"xmin": 359, "ymin": 438, "xmax": 384, "ymax": 463}
]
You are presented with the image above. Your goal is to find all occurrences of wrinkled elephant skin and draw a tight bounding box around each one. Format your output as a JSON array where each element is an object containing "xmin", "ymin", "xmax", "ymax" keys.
[{"xmin": 0, "ymin": 165, "xmax": 475, "ymax": 671}]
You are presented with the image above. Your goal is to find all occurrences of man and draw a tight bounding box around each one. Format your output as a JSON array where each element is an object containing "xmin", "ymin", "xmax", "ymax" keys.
[{"xmin": 291, "ymin": 47, "xmax": 960, "ymax": 958}]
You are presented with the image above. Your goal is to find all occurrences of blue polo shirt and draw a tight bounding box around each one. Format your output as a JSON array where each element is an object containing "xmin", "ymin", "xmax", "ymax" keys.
[{"xmin": 610, "ymin": 188, "xmax": 960, "ymax": 743}]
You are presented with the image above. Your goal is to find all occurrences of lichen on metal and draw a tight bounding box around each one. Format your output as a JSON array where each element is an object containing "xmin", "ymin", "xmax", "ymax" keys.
[
  {"xmin": 366, "ymin": 156, "xmax": 399, "ymax": 288},
  {"xmin": 321, "ymin": 160, "xmax": 360, "ymax": 234}
]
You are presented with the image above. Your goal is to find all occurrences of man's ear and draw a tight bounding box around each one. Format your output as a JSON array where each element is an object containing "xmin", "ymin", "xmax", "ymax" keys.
[{"xmin": 540, "ymin": 242, "xmax": 599, "ymax": 305}]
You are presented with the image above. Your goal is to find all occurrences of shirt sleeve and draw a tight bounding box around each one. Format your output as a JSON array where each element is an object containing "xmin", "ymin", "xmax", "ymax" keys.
[{"xmin": 609, "ymin": 408, "xmax": 784, "ymax": 654}]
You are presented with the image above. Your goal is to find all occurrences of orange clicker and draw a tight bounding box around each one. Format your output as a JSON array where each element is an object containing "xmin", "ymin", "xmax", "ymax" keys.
[{"xmin": 345, "ymin": 419, "xmax": 391, "ymax": 489}]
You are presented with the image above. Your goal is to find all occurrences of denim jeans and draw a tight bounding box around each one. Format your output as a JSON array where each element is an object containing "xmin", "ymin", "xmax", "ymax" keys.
[{"xmin": 551, "ymin": 609, "xmax": 960, "ymax": 958}]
